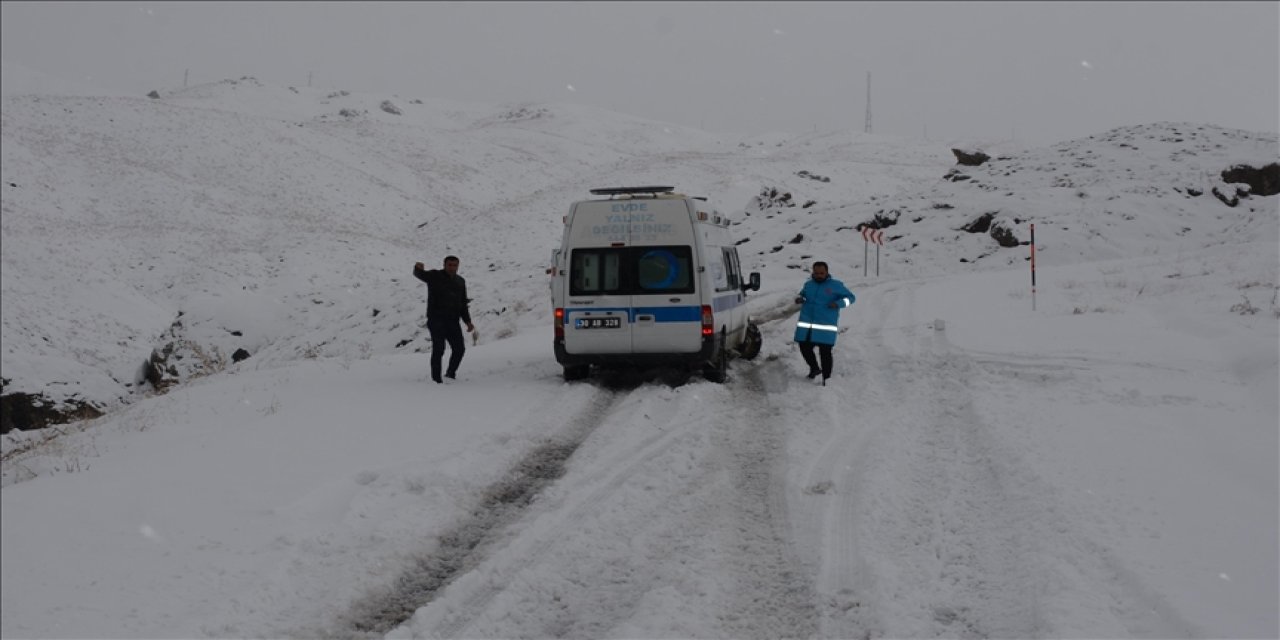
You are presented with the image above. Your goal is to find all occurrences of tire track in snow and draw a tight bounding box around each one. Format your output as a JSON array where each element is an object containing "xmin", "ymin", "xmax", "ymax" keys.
[
  {"xmin": 413, "ymin": 381, "xmax": 724, "ymax": 638},
  {"xmin": 805, "ymin": 279, "xmax": 1058, "ymax": 637},
  {"xmin": 853, "ymin": 281, "xmax": 1061, "ymax": 636},
  {"xmin": 786, "ymin": 280, "xmax": 918, "ymax": 639},
  {"xmin": 309, "ymin": 384, "xmax": 624, "ymax": 639},
  {"xmin": 717, "ymin": 363, "xmax": 821, "ymax": 640},
  {"xmin": 393, "ymin": 369, "xmax": 818, "ymax": 639},
  {"xmin": 806, "ymin": 278, "xmax": 1197, "ymax": 638}
]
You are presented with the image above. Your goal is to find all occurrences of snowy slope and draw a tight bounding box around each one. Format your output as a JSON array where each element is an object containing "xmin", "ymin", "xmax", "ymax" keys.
[
  {"xmin": 0, "ymin": 79, "xmax": 961, "ymax": 416},
  {"xmin": 1, "ymin": 78, "xmax": 1277, "ymax": 639}
]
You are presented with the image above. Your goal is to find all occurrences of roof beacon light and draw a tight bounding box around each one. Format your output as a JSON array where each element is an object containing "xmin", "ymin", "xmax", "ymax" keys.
[{"xmin": 589, "ymin": 186, "xmax": 676, "ymax": 198}]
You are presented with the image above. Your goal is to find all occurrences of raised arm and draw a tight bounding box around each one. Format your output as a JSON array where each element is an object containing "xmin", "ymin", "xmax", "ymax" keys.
[{"xmin": 413, "ymin": 262, "xmax": 435, "ymax": 284}]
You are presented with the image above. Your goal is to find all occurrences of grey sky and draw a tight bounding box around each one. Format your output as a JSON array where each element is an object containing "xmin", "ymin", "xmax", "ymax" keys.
[{"xmin": 3, "ymin": 1, "xmax": 1277, "ymax": 145}]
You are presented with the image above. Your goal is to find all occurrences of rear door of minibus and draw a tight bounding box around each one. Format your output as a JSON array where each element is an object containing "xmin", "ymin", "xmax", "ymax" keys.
[
  {"xmin": 628, "ymin": 199, "xmax": 702, "ymax": 354},
  {"xmin": 561, "ymin": 200, "xmax": 634, "ymax": 355}
]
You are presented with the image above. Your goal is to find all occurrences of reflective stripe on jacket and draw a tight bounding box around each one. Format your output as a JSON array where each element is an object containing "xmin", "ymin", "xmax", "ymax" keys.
[{"xmin": 793, "ymin": 276, "xmax": 855, "ymax": 346}]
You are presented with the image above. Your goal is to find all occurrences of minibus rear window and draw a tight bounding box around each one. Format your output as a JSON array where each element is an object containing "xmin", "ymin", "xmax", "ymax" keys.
[
  {"xmin": 570, "ymin": 249, "xmax": 622, "ymax": 293},
  {"xmin": 636, "ymin": 247, "xmax": 692, "ymax": 292},
  {"xmin": 570, "ymin": 246, "xmax": 695, "ymax": 296}
]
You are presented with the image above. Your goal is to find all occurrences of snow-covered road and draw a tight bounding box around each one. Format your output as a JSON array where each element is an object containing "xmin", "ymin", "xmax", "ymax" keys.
[
  {"xmin": 343, "ymin": 278, "xmax": 1209, "ymax": 639},
  {"xmin": 382, "ymin": 346, "xmax": 820, "ymax": 639}
]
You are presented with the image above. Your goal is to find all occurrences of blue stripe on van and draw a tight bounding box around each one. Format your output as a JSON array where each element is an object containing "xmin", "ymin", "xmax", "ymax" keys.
[
  {"xmin": 632, "ymin": 306, "xmax": 702, "ymax": 322},
  {"xmin": 564, "ymin": 306, "xmax": 702, "ymax": 323}
]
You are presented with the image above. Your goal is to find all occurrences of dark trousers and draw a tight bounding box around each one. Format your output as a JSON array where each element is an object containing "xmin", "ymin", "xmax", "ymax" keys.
[
  {"xmin": 798, "ymin": 340, "xmax": 833, "ymax": 378},
  {"xmin": 427, "ymin": 316, "xmax": 465, "ymax": 381}
]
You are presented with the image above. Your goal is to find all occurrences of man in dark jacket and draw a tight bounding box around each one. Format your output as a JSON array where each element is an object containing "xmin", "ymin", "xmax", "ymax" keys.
[
  {"xmin": 794, "ymin": 261, "xmax": 856, "ymax": 385},
  {"xmin": 413, "ymin": 256, "xmax": 475, "ymax": 383}
]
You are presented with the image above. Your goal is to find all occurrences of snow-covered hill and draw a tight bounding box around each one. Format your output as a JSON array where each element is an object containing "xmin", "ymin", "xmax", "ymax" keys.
[
  {"xmin": 1, "ymin": 78, "xmax": 1276, "ymax": 638},
  {"xmin": 4, "ymin": 79, "xmax": 1273, "ymax": 424}
]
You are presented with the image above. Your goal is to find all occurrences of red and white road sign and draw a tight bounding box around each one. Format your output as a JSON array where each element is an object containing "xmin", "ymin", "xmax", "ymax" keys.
[{"xmin": 860, "ymin": 226, "xmax": 885, "ymax": 245}]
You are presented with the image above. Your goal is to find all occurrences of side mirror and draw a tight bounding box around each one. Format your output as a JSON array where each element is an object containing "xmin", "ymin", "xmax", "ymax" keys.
[{"xmin": 745, "ymin": 272, "xmax": 761, "ymax": 292}]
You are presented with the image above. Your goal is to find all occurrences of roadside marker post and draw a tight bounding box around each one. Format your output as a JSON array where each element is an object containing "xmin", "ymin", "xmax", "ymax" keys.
[
  {"xmin": 860, "ymin": 226, "xmax": 886, "ymax": 276},
  {"xmin": 1030, "ymin": 223, "xmax": 1037, "ymax": 311}
]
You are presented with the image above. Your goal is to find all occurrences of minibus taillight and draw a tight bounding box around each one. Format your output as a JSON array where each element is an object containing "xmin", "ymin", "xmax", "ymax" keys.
[
  {"xmin": 554, "ymin": 308, "xmax": 565, "ymax": 339},
  {"xmin": 701, "ymin": 305, "xmax": 714, "ymax": 337}
]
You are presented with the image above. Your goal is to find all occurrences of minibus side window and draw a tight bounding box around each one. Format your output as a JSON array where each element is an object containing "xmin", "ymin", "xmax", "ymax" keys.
[
  {"xmin": 716, "ymin": 248, "xmax": 741, "ymax": 292},
  {"xmin": 724, "ymin": 248, "xmax": 742, "ymax": 290}
]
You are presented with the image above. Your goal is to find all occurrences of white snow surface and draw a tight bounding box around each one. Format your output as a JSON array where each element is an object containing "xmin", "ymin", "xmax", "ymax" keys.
[{"xmin": 2, "ymin": 78, "xmax": 1277, "ymax": 639}]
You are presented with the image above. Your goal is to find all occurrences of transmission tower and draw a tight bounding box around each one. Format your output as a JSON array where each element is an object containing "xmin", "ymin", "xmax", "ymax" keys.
[{"xmin": 864, "ymin": 72, "xmax": 872, "ymax": 134}]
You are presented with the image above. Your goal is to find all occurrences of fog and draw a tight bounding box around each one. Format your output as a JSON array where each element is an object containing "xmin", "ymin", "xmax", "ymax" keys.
[{"xmin": 2, "ymin": 1, "xmax": 1277, "ymax": 145}]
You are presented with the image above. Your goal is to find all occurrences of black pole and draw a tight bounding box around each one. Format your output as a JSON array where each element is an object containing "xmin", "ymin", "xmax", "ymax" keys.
[{"xmin": 1031, "ymin": 223, "xmax": 1037, "ymax": 310}]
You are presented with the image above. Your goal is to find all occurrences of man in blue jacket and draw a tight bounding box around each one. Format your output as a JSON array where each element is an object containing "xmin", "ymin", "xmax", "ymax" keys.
[{"xmin": 794, "ymin": 261, "xmax": 856, "ymax": 385}]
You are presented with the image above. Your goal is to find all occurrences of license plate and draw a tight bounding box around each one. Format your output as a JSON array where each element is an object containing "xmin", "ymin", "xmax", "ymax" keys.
[{"xmin": 576, "ymin": 316, "xmax": 622, "ymax": 329}]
